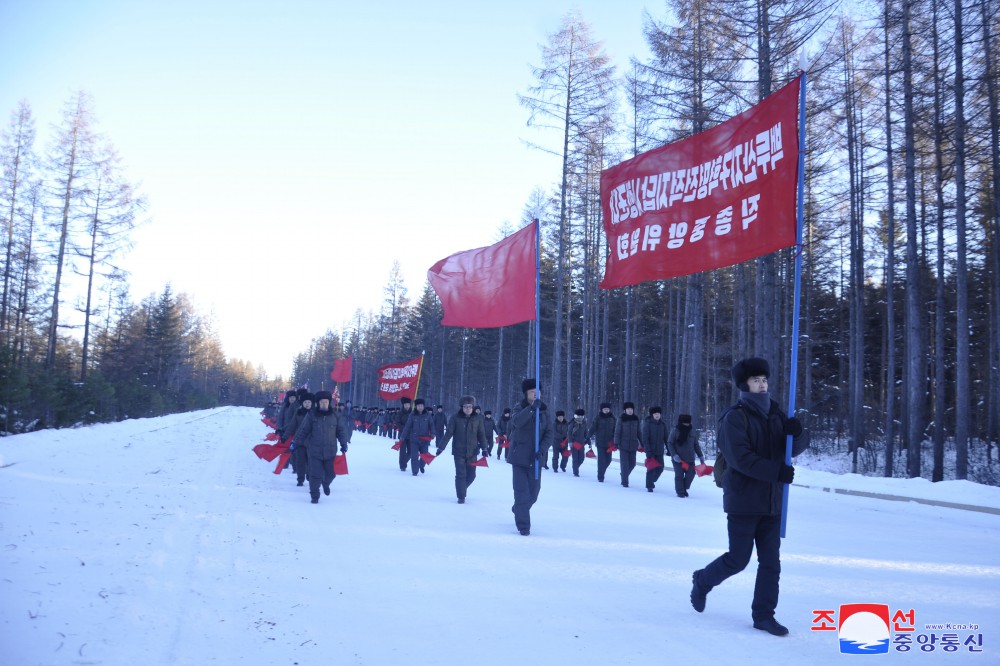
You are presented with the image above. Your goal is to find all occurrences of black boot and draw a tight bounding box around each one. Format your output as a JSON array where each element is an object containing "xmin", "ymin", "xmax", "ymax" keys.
[
  {"xmin": 691, "ymin": 570, "xmax": 710, "ymax": 612},
  {"xmin": 753, "ymin": 618, "xmax": 789, "ymax": 636}
]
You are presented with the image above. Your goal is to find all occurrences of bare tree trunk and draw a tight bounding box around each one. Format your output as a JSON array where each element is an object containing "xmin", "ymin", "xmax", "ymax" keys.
[
  {"xmin": 952, "ymin": 0, "xmax": 969, "ymax": 479},
  {"xmin": 902, "ymin": 0, "xmax": 925, "ymax": 478},
  {"xmin": 884, "ymin": 0, "xmax": 898, "ymax": 477},
  {"xmin": 983, "ymin": 0, "xmax": 1000, "ymax": 464}
]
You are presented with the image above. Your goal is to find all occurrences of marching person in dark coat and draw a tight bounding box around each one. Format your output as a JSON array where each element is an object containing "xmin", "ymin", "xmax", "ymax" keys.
[
  {"xmin": 566, "ymin": 408, "xmax": 590, "ymax": 477},
  {"xmin": 291, "ymin": 390, "xmax": 349, "ymax": 504},
  {"xmin": 436, "ymin": 396, "xmax": 489, "ymax": 503},
  {"xmin": 614, "ymin": 402, "xmax": 641, "ymax": 487},
  {"xmin": 668, "ymin": 414, "xmax": 705, "ymax": 497},
  {"xmin": 400, "ymin": 398, "xmax": 435, "ymax": 476},
  {"xmin": 691, "ymin": 357, "xmax": 804, "ymax": 637},
  {"xmin": 507, "ymin": 379, "xmax": 552, "ymax": 536},
  {"xmin": 483, "ymin": 410, "xmax": 497, "ymax": 456},
  {"xmin": 433, "ymin": 404, "xmax": 448, "ymax": 449},
  {"xmin": 551, "ymin": 411, "xmax": 568, "ymax": 472},
  {"xmin": 641, "ymin": 406, "xmax": 669, "ymax": 492},
  {"xmin": 396, "ymin": 397, "xmax": 413, "ymax": 471},
  {"xmin": 589, "ymin": 402, "xmax": 616, "ymax": 482},
  {"xmin": 286, "ymin": 392, "xmax": 314, "ymax": 486},
  {"xmin": 495, "ymin": 408, "xmax": 513, "ymax": 460},
  {"xmin": 276, "ymin": 388, "xmax": 300, "ymax": 439}
]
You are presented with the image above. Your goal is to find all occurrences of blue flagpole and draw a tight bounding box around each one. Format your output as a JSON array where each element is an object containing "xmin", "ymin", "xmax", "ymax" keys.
[
  {"xmin": 534, "ymin": 218, "xmax": 541, "ymax": 481},
  {"xmin": 781, "ymin": 71, "xmax": 807, "ymax": 538}
]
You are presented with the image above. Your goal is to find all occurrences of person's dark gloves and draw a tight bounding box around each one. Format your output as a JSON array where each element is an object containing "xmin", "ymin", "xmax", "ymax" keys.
[
  {"xmin": 784, "ymin": 417, "xmax": 803, "ymax": 437},
  {"xmin": 778, "ymin": 464, "xmax": 795, "ymax": 484},
  {"xmin": 288, "ymin": 441, "xmax": 295, "ymax": 451},
  {"xmin": 340, "ymin": 445, "xmax": 348, "ymax": 454},
  {"xmin": 436, "ymin": 448, "xmax": 445, "ymax": 456}
]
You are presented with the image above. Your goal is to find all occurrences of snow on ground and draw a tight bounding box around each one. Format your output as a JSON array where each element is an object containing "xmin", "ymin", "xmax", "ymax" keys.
[{"xmin": 1, "ymin": 407, "xmax": 998, "ymax": 665}]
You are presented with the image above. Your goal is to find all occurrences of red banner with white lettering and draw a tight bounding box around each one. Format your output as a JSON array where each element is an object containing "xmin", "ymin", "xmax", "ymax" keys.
[
  {"xmin": 599, "ymin": 75, "xmax": 801, "ymax": 289},
  {"xmin": 377, "ymin": 355, "xmax": 423, "ymax": 401},
  {"xmin": 330, "ymin": 356, "xmax": 352, "ymax": 383}
]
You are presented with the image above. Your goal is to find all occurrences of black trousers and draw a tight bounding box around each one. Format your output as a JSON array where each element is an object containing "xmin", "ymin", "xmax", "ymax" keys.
[
  {"xmin": 454, "ymin": 456, "xmax": 478, "ymax": 499},
  {"xmin": 596, "ymin": 446, "xmax": 613, "ymax": 481},
  {"xmin": 619, "ymin": 450, "xmax": 637, "ymax": 485},
  {"xmin": 673, "ymin": 460, "xmax": 696, "ymax": 495},
  {"xmin": 645, "ymin": 454, "xmax": 664, "ymax": 489},
  {"xmin": 307, "ymin": 455, "xmax": 337, "ymax": 500},
  {"xmin": 700, "ymin": 513, "xmax": 782, "ymax": 622},
  {"xmin": 511, "ymin": 464, "xmax": 542, "ymax": 531}
]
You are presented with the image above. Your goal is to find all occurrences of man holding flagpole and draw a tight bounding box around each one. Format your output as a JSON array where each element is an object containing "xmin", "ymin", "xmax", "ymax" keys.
[
  {"xmin": 507, "ymin": 379, "xmax": 552, "ymax": 536},
  {"xmin": 690, "ymin": 357, "xmax": 803, "ymax": 635}
]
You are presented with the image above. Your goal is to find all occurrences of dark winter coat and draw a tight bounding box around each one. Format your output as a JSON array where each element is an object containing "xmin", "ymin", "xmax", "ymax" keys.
[
  {"xmin": 440, "ymin": 410, "xmax": 488, "ymax": 458},
  {"xmin": 589, "ymin": 412, "xmax": 617, "ymax": 450},
  {"xmin": 400, "ymin": 410, "xmax": 436, "ymax": 448},
  {"xmin": 507, "ymin": 399, "xmax": 553, "ymax": 468},
  {"xmin": 495, "ymin": 415, "xmax": 513, "ymax": 439},
  {"xmin": 396, "ymin": 406, "xmax": 413, "ymax": 431},
  {"xmin": 286, "ymin": 405, "xmax": 312, "ymax": 444},
  {"xmin": 667, "ymin": 426, "xmax": 704, "ymax": 463},
  {"xmin": 567, "ymin": 417, "xmax": 589, "ymax": 445},
  {"xmin": 433, "ymin": 411, "xmax": 448, "ymax": 439},
  {"xmin": 295, "ymin": 408, "xmax": 348, "ymax": 460},
  {"xmin": 719, "ymin": 396, "xmax": 800, "ymax": 516},
  {"xmin": 482, "ymin": 417, "xmax": 497, "ymax": 445},
  {"xmin": 277, "ymin": 398, "xmax": 298, "ymax": 434},
  {"xmin": 614, "ymin": 413, "xmax": 642, "ymax": 452},
  {"xmin": 640, "ymin": 416, "xmax": 669, "ymax": 456},
  {"xmin": 553, "ymin": 418, "xmax": 568, "ymax": 445}
]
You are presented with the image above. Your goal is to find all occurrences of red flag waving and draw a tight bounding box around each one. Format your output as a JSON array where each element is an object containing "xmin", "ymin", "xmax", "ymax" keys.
[
  {"xmin": 600, "ymin": 76, "xmax": 801, "ymax": 289},
  {"xmin": 427, "ymin": 220, "xmax": 537, "ymax": 328},
  {"xmin": 330, "ymin": 356, "xmax": 353, "ymax": 383},
  {"xmin": 377, "ymin": 356, "xmax": 423, "ymax": 401}
]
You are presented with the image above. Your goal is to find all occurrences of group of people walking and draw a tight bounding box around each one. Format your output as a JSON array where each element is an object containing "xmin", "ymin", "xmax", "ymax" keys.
[{"xmin": 261, "ymin": 356, "xmax": 806, "ymax": 638}]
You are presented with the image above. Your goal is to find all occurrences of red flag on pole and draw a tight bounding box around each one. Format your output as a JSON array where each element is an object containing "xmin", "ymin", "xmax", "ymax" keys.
[
  {"xmin": 377, "ymin": 355, "xmax": 423, "ymax": 401},
  {"xmin": 330, "ymin": 356, "xmax": 353, "ymax": 383},
  {"xmin": 427, "ymin": 220, "xmax": 538, "ymax": 328},
  {"xmin": 599, "ymin": 76, "xmax": 802, "ymax": 289}
]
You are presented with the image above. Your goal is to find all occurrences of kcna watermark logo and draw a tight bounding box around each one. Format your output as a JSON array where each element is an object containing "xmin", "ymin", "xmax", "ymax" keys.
[{"xmin": 811, "ymin": 604, "xmax": 984, "ymax": 655}]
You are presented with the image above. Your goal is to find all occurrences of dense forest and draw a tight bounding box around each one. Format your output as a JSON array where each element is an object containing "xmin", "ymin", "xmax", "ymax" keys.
[
  {"xmin": 3, "ymin": 1, "xmax": 998, "ymax": 486},
  {"xmin": 292, "ymin": 0, "xmax": 999, "ymax": 485}
]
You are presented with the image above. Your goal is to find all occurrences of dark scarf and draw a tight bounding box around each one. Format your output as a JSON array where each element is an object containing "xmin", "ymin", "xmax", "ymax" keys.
[
  {"xmin": 676, "ymin": 423, "xmax": 691, "ymax": 443},
  {"xmin": 739, "ymin": 390, "xmax": 771, "ymax": 417}
]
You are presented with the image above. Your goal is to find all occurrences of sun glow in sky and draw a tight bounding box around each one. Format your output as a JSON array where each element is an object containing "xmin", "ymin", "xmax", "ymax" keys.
[{"xmin": 0, "ymin": 0, "xmax": 653, "ymax": 377}]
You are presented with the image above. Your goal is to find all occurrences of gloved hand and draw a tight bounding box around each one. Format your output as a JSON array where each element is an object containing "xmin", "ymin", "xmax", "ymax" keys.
[
  {"xmin": 784, "ymin": 417, "xmax": 803, "ymax": 437},
  {"xmin": 672, "ymin": 454, "xmax": 681, "ymax": 463},
  {"xmin": 288, "ymin": 441, "xmax": 295, "ymax": 451},
  {"xmin": 778, "ymin": 464, "xmax": 795, "ymax": 484},
  {"xmin": 481, "ymin": 449, "xmax": 489, "ymax": 458},
  {"xmin": 436, "ymin": 448, "xmax": 445, "ymax": 456},
  {"xmin": 341, "ymin": 445, "xmax": 348, "ymax": 453},
  {"xmin": 699, "ymin": 457, "xmax": 706, "ymax": 465}
]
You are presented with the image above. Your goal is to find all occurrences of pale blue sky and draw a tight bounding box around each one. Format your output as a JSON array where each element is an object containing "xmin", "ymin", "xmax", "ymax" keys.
[{"xmin": 1, "ymin": 0, "xmax": 658, "ymax": 377}]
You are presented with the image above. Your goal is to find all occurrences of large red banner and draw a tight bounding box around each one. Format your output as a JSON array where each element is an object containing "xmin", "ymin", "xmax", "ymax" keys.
[
  {"xmin": 599, "ymin": 75, "xmax": 801, "ymax": 289},
  {"xmin": 377, "ymin": 355, "xmax": 423, "ymax": 401}
]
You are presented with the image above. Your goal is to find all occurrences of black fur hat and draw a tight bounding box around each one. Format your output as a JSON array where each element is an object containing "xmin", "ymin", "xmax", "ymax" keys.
[
  {"xmin": 521, "ymin": 378, "xmax": 536, "ymax": 394},
  {"xmin": 555, "ymin": 410, "xmax": 565, "ymax": 417},
  {"xmin": 600, "ymin": 402, "xmax": 611, "ymax": 410},
  {"xmin": 300, "ymin": 392, "xmax": 315, "ymax": 404},
  {"xmin": 484, "ymin": 410, "xmax": 493, "ymax": 417},
  {"xmin": 574, "ymin": 408, "xmax": 585, "ymax": 417},
  {"xmin": 623, "ymin": 401, "xmax": 635, "ymax": 411},
  {"xmin": 315, "ymin": 390, "xmax": 333, "ymax": 402},
  {"xmin": 460, "ymin": 395, "xmax": 475, "ymax": 406},
  {"xmin": 649, "ymin": 406, "xmax": 662, "ymax": 416},
  {"xmin": 400, "ymin": 397, "xmax": 412, "ymax": 405},
  {"xmin": 732, "ymin": 357, "xmax": 770, "ymax": 391},
  {"xmin": 414, "ymin": 398, "xmax": 425, "ymax": 406},
  {"xmin": 678, "ymin": 414, "xmax": 693, "ymax": 425}
]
